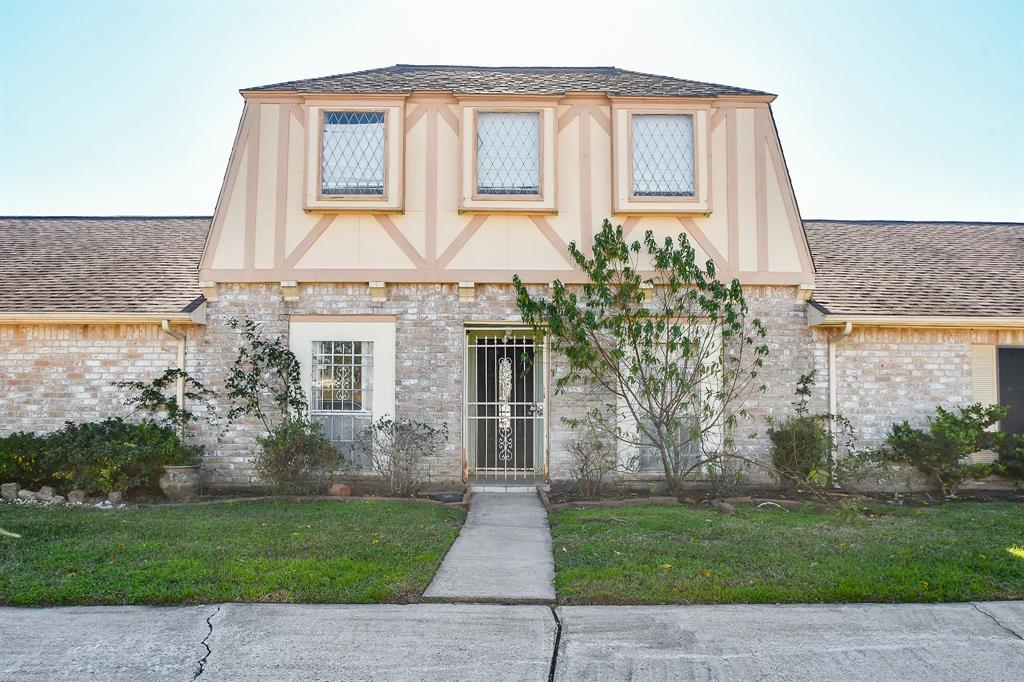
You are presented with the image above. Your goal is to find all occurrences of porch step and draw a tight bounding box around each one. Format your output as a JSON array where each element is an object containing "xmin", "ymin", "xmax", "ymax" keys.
[{"xmin": 468, "ymin": 481, "xmax": 549, "ymax": 494}]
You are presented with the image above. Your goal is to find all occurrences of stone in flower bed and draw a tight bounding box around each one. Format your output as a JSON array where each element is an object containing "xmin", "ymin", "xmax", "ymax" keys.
[{"xmin": 1, "ymin": 482, "xmax": 20, "ymax": 501}]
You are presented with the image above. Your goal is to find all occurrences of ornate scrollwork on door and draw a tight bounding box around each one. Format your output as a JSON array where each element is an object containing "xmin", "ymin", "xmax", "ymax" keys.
[{"xmin": 497, "ymin": 357, "xmax": 513, "ymax": 461}]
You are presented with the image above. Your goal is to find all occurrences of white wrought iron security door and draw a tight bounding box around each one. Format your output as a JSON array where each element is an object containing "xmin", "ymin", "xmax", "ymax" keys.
[{"xmin": 466, "ymin": 329, "xmax": 546, "ymax": 479}]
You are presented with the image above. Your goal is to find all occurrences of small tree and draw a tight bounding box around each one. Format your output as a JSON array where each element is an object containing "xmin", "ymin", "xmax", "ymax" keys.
[
  {"xmin": 115, "ymin": 368, "xmax": 214, "ymax": 432},
  {"xmin": 225, "ymin": 318, "xmax": 307, "ymax": 431},
  {"xmin": 357, "ymin": 416, "xmax": 448, "ymax": 497},
  {"xmin": 514, "ymin": 219, "xmax": 769, "ymax": 496}
]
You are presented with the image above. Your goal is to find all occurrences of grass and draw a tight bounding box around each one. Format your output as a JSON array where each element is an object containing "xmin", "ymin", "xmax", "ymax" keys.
[
  {"xmin": 0, "ymin": 499, "xmax": 465, "ymax": 606},
  {"xmin": 550, "ymin": 500, "xmax": 1024, "ymax": 604}
]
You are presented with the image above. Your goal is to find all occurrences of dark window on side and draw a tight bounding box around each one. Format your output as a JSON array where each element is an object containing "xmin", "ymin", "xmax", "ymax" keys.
[{"xmin": 998, "ymin": 347, "xmax": 1024, "ymax": 435}]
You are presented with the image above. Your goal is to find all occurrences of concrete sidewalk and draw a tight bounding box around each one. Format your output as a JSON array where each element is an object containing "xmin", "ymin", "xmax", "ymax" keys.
[
  {"xmin": 1, "ymin": 601, "xmax": 1022, "ymax": 680},
  {"xmin": 423, "ymin": 491, "xmax": 556, "ymax": 603}
]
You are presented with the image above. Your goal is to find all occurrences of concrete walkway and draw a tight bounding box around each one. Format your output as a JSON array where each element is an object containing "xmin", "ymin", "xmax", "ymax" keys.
[
  {"xmin": 423, "ymin": 491, "xmax": 556, "ymax": 603},
  {"xmin": 1, "ymin": 601, "xmax": 1021, "ymax": 680}
]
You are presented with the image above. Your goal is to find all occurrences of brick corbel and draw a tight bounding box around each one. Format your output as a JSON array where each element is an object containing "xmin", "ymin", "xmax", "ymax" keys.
[
  {"xmin": 281, "ymin": 281, "xmax": 300, "ymax": 302},
  {"xmin": 369, "ymin": 281, "xmax": 388, "ymax": 302},
  {"xmin": 458, "ymin": 281, "xmax": 476, "ymax": 302},
  {"xmin": 199, "ymin": 281, "xmax": 219, "ymax": 302}
]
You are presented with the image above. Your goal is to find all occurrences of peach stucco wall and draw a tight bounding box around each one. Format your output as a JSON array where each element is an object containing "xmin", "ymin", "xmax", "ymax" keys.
[{"xmin": 201, "ymin": 93, "xmax": 814, "ymax": 287}]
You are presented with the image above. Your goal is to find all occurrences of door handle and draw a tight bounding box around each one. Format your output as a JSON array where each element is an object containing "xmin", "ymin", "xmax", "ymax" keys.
[{"xmin": 529, "ymin": 403, "xmax": 544, "ymax": 416}]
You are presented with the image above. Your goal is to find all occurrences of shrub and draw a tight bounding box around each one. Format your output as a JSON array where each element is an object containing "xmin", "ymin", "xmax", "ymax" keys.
[
  {"xmin": 0, "ymin": 419, "xmax": 197, "ymax": 495},
  {"xmin": 254, "ymin": 420, "xmax": 343, "ymax": 494},
  {"xmin": 995, "ymin": 433, "xmax": 1024, "ymax": 481},
  {"xmin": 565, "ymin": 427, "xmax": 620, "ymax": 499},
  {"xmin": 882, "ymin": 403, "xmax": 1007, "ymax": 496},
  {"xmin": 358, "ymin": 417, "xmax": 448, "ymax": 497},
  {"xmin": 767, "ymin": 372, "xmax": 834, "ymax": 490},
  {"xmin": 768, "ymin": 414, "xmax": 830, "ymax": 489},
  {"xmin": 0, "ymin": 432, "xmax": 52, "ymax": 489}
]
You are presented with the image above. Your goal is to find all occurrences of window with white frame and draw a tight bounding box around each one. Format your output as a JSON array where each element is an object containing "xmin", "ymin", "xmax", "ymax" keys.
[
  {"xmin": 638, "ymin": 420, "xmax": 701, "ymax": 473},
  {"xmin": 476, "ymin": 111, "xmax": 540, "ymax": 195},
  {"xmin": 310, "ymin": 340, "xmax": 373, "ymax": 447},
  {"xmin": 631, "ymin": 113, "xmax": 695, "ymax": 197},
  {"xmin": 321, "ymin": 111, "xmax": 386, "ymax": 196}
]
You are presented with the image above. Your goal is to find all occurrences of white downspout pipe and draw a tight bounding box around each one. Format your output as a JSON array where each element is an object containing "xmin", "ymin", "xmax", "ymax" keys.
[
  {"xmin": 827, "ymin": 322, "xmax": 853, "ymax": 486},
  {"xmin": 827, "ymin": 321, "xmax": 854, "ymax": 418},
  {"xmin": 161, "ymin": 320, "xmax": 187, "ymax": 433}
]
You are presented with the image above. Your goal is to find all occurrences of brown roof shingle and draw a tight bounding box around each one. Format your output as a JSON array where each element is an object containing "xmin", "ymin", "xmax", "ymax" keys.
[
  {"xmin": 804, "ymin": 220, "xmax": 1024, "ymax": 318},
  {"xmin": 0, "ymin": 217, "xmax": 210, "ymax": 314},
  {"xmin": 243, "ymin": 64, "xmax": 771, "ymax": 98}
]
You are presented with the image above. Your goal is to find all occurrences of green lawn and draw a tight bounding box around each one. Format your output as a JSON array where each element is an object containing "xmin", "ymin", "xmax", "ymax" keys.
[
  {"xmin": 0, "ymin": 499, "xmax": 464, "ymax": 605},
  {"xmin": 550, "ymin": 501, "xmax": 1024, "ymax": 604}
]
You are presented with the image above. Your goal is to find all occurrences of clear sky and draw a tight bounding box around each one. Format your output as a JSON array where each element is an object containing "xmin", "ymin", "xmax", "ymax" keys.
[{"xmin": 1, "ymin": 0, "xmax": 1022, "ymax": 221}]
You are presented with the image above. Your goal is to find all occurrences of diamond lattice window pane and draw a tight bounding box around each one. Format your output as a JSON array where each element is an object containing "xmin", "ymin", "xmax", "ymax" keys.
[
  {"xmin": 631, "ymin": 114, "xmax": 694, "ymax": 197},
  {"xmin": 476, "ymin": 112, "xmax": 540, "ymax": 195},
  {"xmin": 321, "ymin": 111, "xmax": 385, "ymax": 196}
]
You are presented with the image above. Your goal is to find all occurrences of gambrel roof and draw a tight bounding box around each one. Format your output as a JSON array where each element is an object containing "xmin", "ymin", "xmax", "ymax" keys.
[
  {"xmin": 243, "ymin": 64, "xmax": 772, "ymax": 98},
  {"xmin": 804, "ymin": 220, "xmax": 1024, "ymax": 318},
  {"xmin": 0, "ymin": 217, "xmax": 209, "ymax": 315}
]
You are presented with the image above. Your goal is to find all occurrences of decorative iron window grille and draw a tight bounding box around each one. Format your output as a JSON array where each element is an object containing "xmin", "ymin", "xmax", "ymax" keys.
[
  {"xmin": 476, "ymin": 112, "xmax": 540, "ymax": 195},
  {"xmin": 321, "ymin": 111, "xmax": 385, "ymax": 196},
  {"xmin": 631, "ymin": 114, "xmax": 695, "ymax": 197},
  {"xmin": 311, "ymin": 341, "xmax": 373, "ymax": 453}
]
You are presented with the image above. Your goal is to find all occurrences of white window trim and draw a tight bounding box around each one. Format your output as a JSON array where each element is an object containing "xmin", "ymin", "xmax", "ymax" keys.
[
  {"xmin": 615, "ymin": 326, "xmax": 723, "ymax": 474},
  {"xmin": 289, "ymin": 319, "xmax": 396, "ymax": 426},
  {"xmin": 612, "ymin": 103, "xmax": 711, "ymax": 215},
  {"xmin": 459, "ymin": 103, "xmax": 557, "ymax": 213},
  {"xmin": 304, "ymin": 100, "xmax": 405, "ymax": 213}
]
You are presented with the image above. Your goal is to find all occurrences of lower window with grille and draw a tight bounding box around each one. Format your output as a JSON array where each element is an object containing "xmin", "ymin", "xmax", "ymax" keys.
[
  {"xmin": 311, "ymin": 340, "xmax": 373, "ymax": 465},
  {"xmin": 638, "ymin": 420, "xmax": 701, "ymax": 474}
]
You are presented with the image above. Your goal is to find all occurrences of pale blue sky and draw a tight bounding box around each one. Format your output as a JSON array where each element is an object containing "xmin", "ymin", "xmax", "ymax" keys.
[{"xmin": 1, "ymin": 0, "xmax": 1022, "ymax": 220}]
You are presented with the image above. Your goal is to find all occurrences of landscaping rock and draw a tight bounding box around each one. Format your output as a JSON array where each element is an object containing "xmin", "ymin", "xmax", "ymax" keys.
[
  {"xmin": 327, "ymin": 484, "xmax": 352, "ymax": 497},
  {"xmin": 1, "ymin": 482, "xmax": 20, "ymax": 501},
  {"xmin": 67, "ymin": 490, "xmax": 86, "ymax": 505},
  {"xmin": 17, "ymin": 490, "xmax": 37, "ymax": 502},
  {"xmin": 709, "ymin": 500, "xmax": 736, "ymax": 516},
  {"xmin": 49, "ymin": 495, "xmax": 66, "ymax": 506},
  {"xmin": 36, "ymin": 486, "xmax": 56, "ymax": 501},
  {"xmin": 108, "ymin": 491, "xmax": 124, "ymax": 505}
]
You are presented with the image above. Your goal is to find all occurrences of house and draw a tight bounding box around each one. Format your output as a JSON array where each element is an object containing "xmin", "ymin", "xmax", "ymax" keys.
[{"xmin": 1, "ymin": 65, "xmax": 1022, "ymax": 488}]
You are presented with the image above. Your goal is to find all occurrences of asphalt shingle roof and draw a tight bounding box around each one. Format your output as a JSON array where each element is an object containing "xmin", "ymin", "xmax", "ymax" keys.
[
  {"xmin": 0, "ymin": 217, "xmax": 210, "ymax": 314},
  {"xmin": 243, "ymin": 64, "xmax": 771, "ymax": 98},
  {"xmin": 804, "ymin": 220, "xmax": 1024, "ymax": 318}
]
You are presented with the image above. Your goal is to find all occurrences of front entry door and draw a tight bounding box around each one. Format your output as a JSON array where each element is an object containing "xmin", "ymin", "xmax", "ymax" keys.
[{"xmin": 466, "ymin": 329, "xmax": 545, "ymax": 479}]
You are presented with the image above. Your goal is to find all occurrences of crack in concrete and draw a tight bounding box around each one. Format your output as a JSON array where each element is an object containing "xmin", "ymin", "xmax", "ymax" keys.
[
  {"xmin": 193, "ymin": 604, "xmax": 221, "ymax": 680},
  {"xmin": 972, "ymin": 603, "xmax": 1024, "ymax": 641},
  {"xmin": 547, "ymin": 606, "xmax": 563, "ymax": 682}
]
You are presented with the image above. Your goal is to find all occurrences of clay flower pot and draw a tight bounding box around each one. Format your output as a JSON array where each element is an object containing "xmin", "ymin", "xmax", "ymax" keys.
[{"xmin": 159, "ymin": 465, "xmax": 201, "ymax": 501}]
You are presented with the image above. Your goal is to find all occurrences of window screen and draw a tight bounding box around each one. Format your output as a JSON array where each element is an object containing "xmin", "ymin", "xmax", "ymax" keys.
[
  {"xmin": 476, "ymin": 112, "xmax": 540, "ymax": 195},
  {"xmin": 311, "ymin": 341, "xmax": 373, "ymax": 448},
  {"xmin": 321, "ymin": 111, "xmax": 385, "ymax": 196},
  {"xmin": 631, "ymin": 114, "xmax": 695, "ymax": 197}
]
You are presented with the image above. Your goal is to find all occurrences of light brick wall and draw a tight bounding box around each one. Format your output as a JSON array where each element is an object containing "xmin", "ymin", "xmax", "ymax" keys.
[
  {"xmin": 824, "ymin": 326, "xmax": 1024, "ymax": 448},
  {"xmin": 5, "ymin": 287, "xmax": 1018, "ymax": 491},
  {"xmin": 0, "ymin": 324, "xmax": 182, "ymax": 433}
]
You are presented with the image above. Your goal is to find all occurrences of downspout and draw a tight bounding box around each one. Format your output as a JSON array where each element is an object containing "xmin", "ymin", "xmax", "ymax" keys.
[
  {"xmin": 827, "ymin": 322, "xmax": 853, "ymax": 486},
  {"xmin": 827, "ymin": 322, "xmax": 853, "ymax": 418},
  {"xmin": 162, "ymin": 320, "xmax": 187, "ymax": 435}
]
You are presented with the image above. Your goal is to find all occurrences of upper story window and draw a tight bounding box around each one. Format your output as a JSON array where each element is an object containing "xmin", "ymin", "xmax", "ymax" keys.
[
  {"xmin": 631, "ymin": 114, "xmax": 694, "ymax": 197},
  {"xmin": 476, "ymin": 112, "xmax": 541, "ymax": 196},
  {"xmin": 321, "ymin": 111, "xmax": 386, "ymax": 196}
]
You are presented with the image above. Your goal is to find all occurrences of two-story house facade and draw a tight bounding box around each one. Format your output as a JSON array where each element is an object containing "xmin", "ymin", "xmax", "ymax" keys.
[
  {"xmin": 2, "ymin": 65, "xmax": 1021, "ymax": 489},
  {"xmin": 193, "ymin": 65, "xmax": 816, "ymax": 485}
]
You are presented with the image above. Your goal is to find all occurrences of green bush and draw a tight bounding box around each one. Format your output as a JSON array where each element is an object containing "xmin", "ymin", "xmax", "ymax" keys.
[
  {"xmin": 0, "ymin": 432, "xmax": 52, "ymax": 489},
  {"xmin": 882, "ymin": 403, "xmax": 1006, "ymax": 496},
  {"xmin": 996, "ymin": 433, "xmax": 1024, "ymax": 481},
  {"xmin": 0, "ymin": 418, "xmax": 199, "ymax": 495},
  {"xmin": 254, "ymin": 420, "xmax": 343, "ymax": 494},
  {"xmin": 768, "ymin": 414, "xmax": 830, "ymax": 489}
]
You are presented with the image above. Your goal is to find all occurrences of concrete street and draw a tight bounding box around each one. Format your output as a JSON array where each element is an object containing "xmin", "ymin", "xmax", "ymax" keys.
[{"xmin": 2, "ymin": 601, "xmax": 1022, "ymax": 681}]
